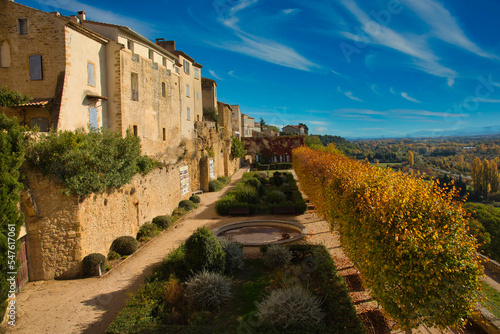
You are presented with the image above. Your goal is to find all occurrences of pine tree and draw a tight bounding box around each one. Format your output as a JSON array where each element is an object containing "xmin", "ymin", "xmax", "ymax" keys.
[{"xmin": 407, "ymin": 150, "xmax": 415, "ymax": 167}]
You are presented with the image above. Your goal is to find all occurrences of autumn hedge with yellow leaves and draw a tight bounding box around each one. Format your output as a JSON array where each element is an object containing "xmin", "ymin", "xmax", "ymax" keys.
[{"xmin": 293, "ymin": 147, "xmax": 482, "ymax": 330}]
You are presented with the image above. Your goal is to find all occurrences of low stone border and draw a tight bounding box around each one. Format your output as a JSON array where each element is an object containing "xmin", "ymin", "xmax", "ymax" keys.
[
  {"xmin": 478, "ymin": 253, "xmax": 500, "ymax": 275},
  {"xmin": 473, "ymin": 304, "xmax": 500, "ymax": 334},
  {"xmin": 212, "ymin": 219, "xmax": 308, "ymax": 246}
]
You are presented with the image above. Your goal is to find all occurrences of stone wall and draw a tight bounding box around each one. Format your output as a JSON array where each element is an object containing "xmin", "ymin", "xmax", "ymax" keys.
[{"xmin": 23, "ymin": 162, "xmax": 194, "ymax": 281}]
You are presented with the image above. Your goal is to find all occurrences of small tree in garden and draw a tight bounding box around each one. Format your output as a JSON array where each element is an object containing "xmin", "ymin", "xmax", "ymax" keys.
[
  {"xmin": 0, "ymin": 85, "xmax": 30, "ymax": 107},
  {"xmin": 230, "ymin": 136, "xmax": 246, "ymax": 158}
]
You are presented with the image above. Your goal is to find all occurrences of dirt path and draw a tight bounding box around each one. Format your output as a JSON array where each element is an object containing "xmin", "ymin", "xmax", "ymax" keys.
[{"xmin": 7, "ymin": 167, "xmax": 249, "ymax": 334}]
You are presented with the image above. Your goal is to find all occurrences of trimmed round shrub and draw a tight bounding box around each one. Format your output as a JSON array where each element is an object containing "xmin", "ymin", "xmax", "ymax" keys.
[
  {"xmin": 110, "ymin": 236, "xmax": 138, "ymax": 256},
  {"xmin": 267, "ymin": 190, "xmax": 286, "ymax": 204},
  {"xmin": 179, "ymin": 199, "xmax": 195, "ymax": 211},
  {"xmin": 215, "ymin": 195, "xmax": 237, "ymax": 215},
  {"xmin": 82, "ymin": 253, "xmax": 107, "ymax": 277},
  {"xmin": 217, "ymin": 176, "xmax": 231, "ymax": 185},
  {"xmin": 263, "ymin": 244, "xmax": 292, "ymax": 268},
  {"xmin": 233, "ymin": 185, "xmax": 259, "ymax": 204},
  {"xmin": 152, "ymin": 215, "xmax": 172, "ymax": 229},
  {"xmin": 244, "ymin": 177, "xmax": 261, "ymax": 189},
  {"xmin": 185, "ymin": 270, "xmax": 231, "ymax": 310},
  {"xmin": 189, "ymin": 195, "xmax": 201, "ymax": 204},
  {"xmin": 209, "ymin": 179, "xmax": 224, "ymax": 192},
  {"xmin": 136, "ymin": 222, "xmax": 161, "ymax": 241},
  {"xmin": 219, "ymin": 238, "xmax": 244, "ymax": 275},
  {"xmin": 107, "ymin": 251, "xmax": 121, "ymax": 261},
  {"xmin": 257, "ymin": 285, "xmax": 324, "ymax": 329},
  {"xmin": 184, "ymin": 227, "xmax": 225, "ymax": 274}
]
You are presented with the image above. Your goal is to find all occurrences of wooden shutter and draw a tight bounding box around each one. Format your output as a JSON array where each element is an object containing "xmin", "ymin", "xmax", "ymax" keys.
[{"xmin": 29, "ymin": 55, "xmax": 42, "ymax": 80}]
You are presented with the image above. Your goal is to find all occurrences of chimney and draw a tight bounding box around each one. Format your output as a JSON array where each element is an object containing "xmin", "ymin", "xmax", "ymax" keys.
[
  {"xmin": 50, "ymin": 11, "xmax": 61, "ymax": 16},
  {"xmin": 156, "ymin": 39, "xmax": 176, "ymax": 53},
  {"xmin": 78, "ymin": 11, "xmax": 86, "ymax": 22},
  {"xmin": 69, "ymin": 15, "xmax": 79, "ymax": 24}
]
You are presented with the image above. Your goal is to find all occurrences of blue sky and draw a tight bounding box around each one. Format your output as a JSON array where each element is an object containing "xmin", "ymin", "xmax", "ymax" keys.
[{"xmin": 24, "ymin": 0, "xmax": 500, "ymax": 138}]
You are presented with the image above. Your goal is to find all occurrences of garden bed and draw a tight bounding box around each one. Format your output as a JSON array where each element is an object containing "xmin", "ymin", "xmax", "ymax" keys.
[
  {"xmin": 215, "ymin": 171, "xmax": 307, "ymax": 216},
  {"xmin": 106, "ymin": 239, "xmax": 363, "ymax": 334}
]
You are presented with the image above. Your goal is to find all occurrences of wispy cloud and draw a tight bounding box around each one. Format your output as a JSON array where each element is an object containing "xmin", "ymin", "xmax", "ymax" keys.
[
  {"xmin": 209, "ymin": 70, "xmax": 223, "ymax": 80},
  {"xmin": 308, "ymin": 121, "xmax": 329, "ymax": 125},
  {"xmin": 214, "ymin": 1, "xmax": 317, "ymax": 71},
  {"xmin": 334, "ymin": 108, "xmax": 467, "ymax": 118},
  {"xmin": 339, "ymin": 0, "xmax": 457, "ymax": 83},
  {"xmin": 401, "ymin": 92, "xmax": 422, "ymax": 103},
  {"xmin": 337, "ymin": 87, "xmax": 363, "ymax": 102},
  {"xmin": 390, "ymin": 87, "xmax": 396, "ymax": 95},
  {"xmin": 403, "ymin": 0, "xmax": 498, "ymax": 59},
  {"xmin": 281, "ymin": 8, "xmax": 301, "ymax": 15},
  {"xmin": 472, "ymin": 98, "xmax": 500, "ymax": 103},
  {"xmin": 371, "ymin": 84, "xmax": 383, "ymax": 96},
  {"xmin": 34, "ymin": 0, "xmax": 157, "ymax": 36}
]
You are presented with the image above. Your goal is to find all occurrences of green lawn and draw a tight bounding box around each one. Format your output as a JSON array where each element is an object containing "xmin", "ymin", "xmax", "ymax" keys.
[{"xmin": 480, "ymin": 282, "xmax": 500, "ymax": 318}]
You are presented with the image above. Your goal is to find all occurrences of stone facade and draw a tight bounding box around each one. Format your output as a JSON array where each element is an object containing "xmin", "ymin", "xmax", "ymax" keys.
[
  {"xmin": 0, "ymin": 1, "xmax": 109, "ymax": 131},
  {"xmin": 230, "ymin": 105, "xmax": 242, "ymax": 138}
]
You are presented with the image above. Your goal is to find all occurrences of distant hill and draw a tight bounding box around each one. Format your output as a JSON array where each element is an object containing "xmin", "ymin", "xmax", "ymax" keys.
[
  {"xmin": 311, "ymin": 134, "xmax": 363, "ymax": 156},
  {"xmin": 406, "ymin": 125, "xmax": 500, "ymax": 138}
]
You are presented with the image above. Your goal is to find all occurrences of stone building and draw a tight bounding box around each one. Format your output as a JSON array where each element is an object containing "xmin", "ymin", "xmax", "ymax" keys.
[
  {"xmin": 201, "ymin": 77, "xmax": 217, "ymax": 111},
  {"xmin": 0, "ymin": 1, "xmax": 110, "ymax": 132},
  {"xmin": 230, "ymin": 104, "xmax": 242, "ymax": 138},
  {"xmin": 282, "ymin": 124, "xmax": 306, "ymax": 135},
  {"xmin": 241, "ymin": 113, "xmax": 255, "ymax": 137},
  {"xmin": 1, "ymin": 1, "xmax": 242, "ymax": 282}
]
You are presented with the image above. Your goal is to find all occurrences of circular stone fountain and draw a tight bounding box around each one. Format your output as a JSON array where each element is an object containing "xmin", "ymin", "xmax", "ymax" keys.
[{"xmin": 213, "ymin": 220, "xmax": 308, "ymax": 246}]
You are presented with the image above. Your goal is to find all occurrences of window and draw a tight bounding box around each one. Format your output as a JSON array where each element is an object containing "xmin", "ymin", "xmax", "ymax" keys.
[
  {"xmin": 89, "ymin": 107, "xmax": 98, "ymax": 129},
  {"xmin": 162, "ymin": 57, "xmax": 167, "ymax": 67},
  {"xmin": 187, "ymin": 107, "xmax": 191, "ymax": 120},
  {"xmin": 133, "ymin": 125, "xmax": 138, "ymax": 137},
  {"xmin": 175, "ymin": 66, "xmax": 180, "ymax": 74},
  {"xmin": 196, "ymin": 91, "xmax": 199, "ymax": 100},
  {"xmin": 18, "ymin": 19, "xmax": 28, "ymax": 35},
  {"xmin": 127, "ymin": 40, "xmax": 133, "ymax": 51},
  {"xmin": 87, "ymin": 62, "xmax": 95, "ymax": 87},
  {"xmin": 197, "ymin": 115, "xmax": 200, "ymax": 121},
  {"xmin": 148, "ymin": 49, "xmax": 153, "ymax": 60},
  {"xmin": 162, "ymin": 128, "xmax": 166, "ymax": 141},
  {"xmin": 186, "ymin": 84, "xmax": 190, "ymax": 97},
  {"xmin": 29, "ymin": 55, "xmax": 43, "ymax": 80},
  {"xmin": 183, "ymin": 59, "xmax": 190, "ymax": 75},
  {"xmin": 162, "ymin": 82, "xmax": 166, "ymax": 98},
  {"xmin": 131, "ymin": 72, "xmax": 138, "ymax": 101},
  {"xmin": 194, "ymin": 68, "xmax": 199, "ymax": 79},
  {"xmin": 232, "ymin": 113, "xmax": 235, "ymax": 117},
  {"xmin": 0, "ymin": 41, "xmax": 12, "ymax": 68},
  {"xmin": 30, "ymin": 117, "xmax": 49, "ymax": 132}
]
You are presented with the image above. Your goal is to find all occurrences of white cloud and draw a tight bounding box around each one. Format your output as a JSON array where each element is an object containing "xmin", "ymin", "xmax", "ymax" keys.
[
  {"xmin": 209, "ymin": 70, "xmax": 223, "ymax": 80},
  {"xmin": 213, "ymin": 1, "xmax": 316, "ymax": 71},
  {"xmin": 403, "ymin": 0, "xmax": 498, "ymax": 59},
  {"xmin": 371, "ymin": 84, "xmax": 383, "ymax": 96},
  {"xmin": 281, "ymin": 8, "xmax": 301, "ymax": 15},
  {"xmin": 339, "ymin": 0, "xmax": 457, "ymax": 83},
  {"xmin": 35, "ymin": 0, "xmax": 157, "ymax": 36},
  {"xmin": 401, "ymin": 92, "xmax": 422, "ymax": 103},
  {"xmin": 472, "ymin": 98, "xmax": 500, "ymax": 103},
  {"xmin": 390, "ymin": 87, "xmax": 396, "ymax": 95},
  {"xmin": 228, "ymin": 0, "xmax": 258, "ymax": 17},
  {"xmin": 337, "ymin": 87, "xmax": 363, "ymax": 102},
  {"xmin": 308, "ymin": 121, "xmax": 329, "ymax": 125}
]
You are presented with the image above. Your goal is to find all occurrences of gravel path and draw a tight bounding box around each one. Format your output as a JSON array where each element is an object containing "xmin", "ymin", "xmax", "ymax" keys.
[{"xmin": 7, "ymin": 168, "xmax": 249, "ymax": 334}]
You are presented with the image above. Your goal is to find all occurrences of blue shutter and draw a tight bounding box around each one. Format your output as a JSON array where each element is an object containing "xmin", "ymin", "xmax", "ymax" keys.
[
  {"xmin": 88, "ymin": 63, "xmax": 95, "ymax": 87},
  {"xmin": 187, "ymin": 107, "xmax": 191, "ymax": 120},
  {"xmin": 29, "ymin": 55, "xmax": 42, "ymax": 80},
  {"xmin": 89, "ymin": 107, "xmax": 98, "ymax": 129}
]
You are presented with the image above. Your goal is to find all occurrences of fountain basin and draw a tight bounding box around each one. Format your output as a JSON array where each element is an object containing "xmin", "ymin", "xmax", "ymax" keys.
[{"xmin": 213, "ymin": 220, "xmax": 308, "ymax": 246}]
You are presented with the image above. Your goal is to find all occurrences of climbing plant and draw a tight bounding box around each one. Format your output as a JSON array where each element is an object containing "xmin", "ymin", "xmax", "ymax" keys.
[{"xmin": 0, "ymin": 114, "xmax": 27, "ymax": 314}]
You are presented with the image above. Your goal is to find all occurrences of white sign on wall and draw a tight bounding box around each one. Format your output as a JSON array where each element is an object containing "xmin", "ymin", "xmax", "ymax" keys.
[
  {"xmin": 180, "ymin": 166, "xmax": 189, "ymax": 195},
  {"xmin": 209, "ymin": 159, "xmax": 215, "ymax": 180}
]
